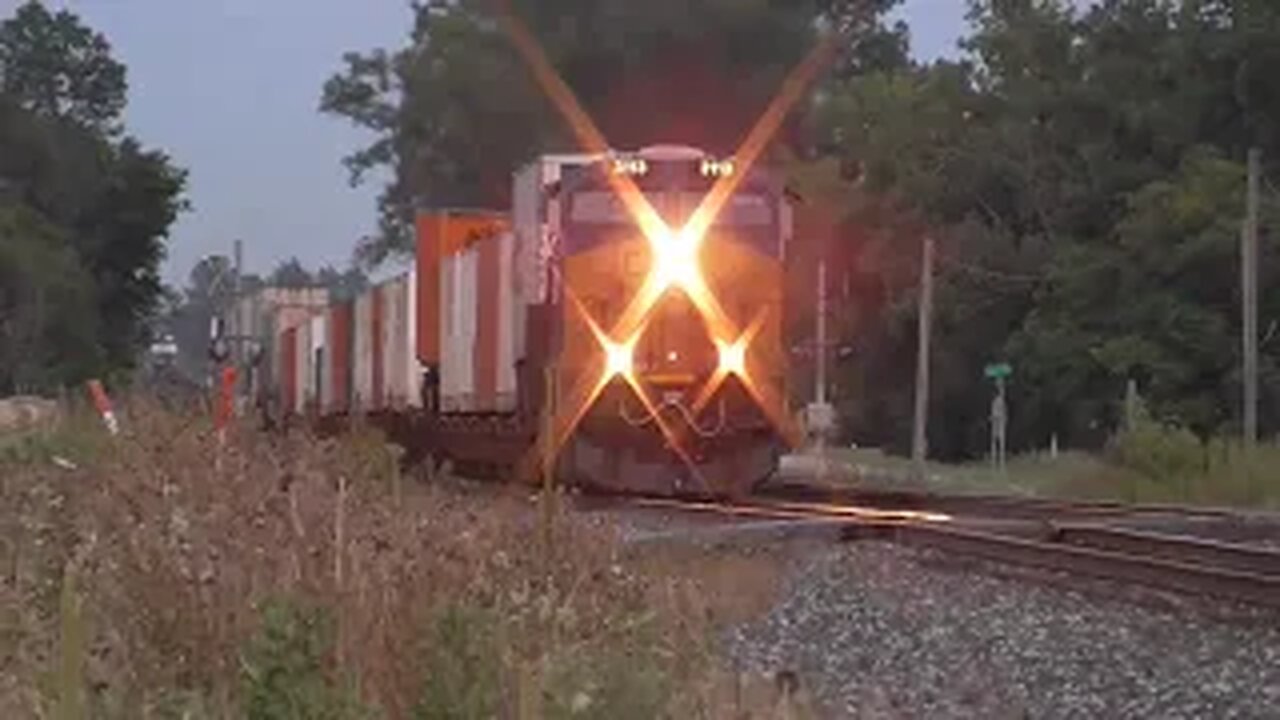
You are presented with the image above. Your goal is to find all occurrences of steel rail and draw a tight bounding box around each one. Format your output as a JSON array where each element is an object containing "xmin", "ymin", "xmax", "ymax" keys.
[
  {"xmin": 1050, "ymin": 523, "xmax": 1280, "ymax": 578},
  {"xmin": 601, "ymin": 494, "xmax": 1280, "ymax": 608},
  {"xmin": 884, "ymin": 522, "xmax": 1280, "ymax": 609},
  {"xmin": 759, "ymin": 482, "xmax": 1249, "ymax": 520}
]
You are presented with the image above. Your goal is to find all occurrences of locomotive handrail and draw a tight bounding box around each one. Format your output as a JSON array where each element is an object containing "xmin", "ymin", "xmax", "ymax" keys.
[{"xmin": 617, "ymin": 394, "xmax": 727, "ymax": 437}]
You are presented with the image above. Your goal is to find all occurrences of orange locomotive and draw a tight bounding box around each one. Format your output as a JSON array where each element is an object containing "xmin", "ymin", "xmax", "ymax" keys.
[{"xmin": 271, "ymin": 145, "xmax": 797, "ymax": 498}]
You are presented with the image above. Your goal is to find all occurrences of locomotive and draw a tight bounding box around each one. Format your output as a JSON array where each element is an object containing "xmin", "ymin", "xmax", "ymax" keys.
[{"xmin": 266, "ymin": 145, "xmax": 796, "ymax": 498}]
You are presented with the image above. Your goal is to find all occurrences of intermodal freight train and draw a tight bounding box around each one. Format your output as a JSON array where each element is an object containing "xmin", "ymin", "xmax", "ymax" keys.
[{"xmin": 262, "ymin": 145, "xmax": 796, "ymax": 497}]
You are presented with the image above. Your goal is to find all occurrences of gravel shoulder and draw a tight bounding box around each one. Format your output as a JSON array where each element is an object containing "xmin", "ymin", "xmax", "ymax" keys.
[{"xmin": 726, "ymin": 541, "xmax": 1280, "ymax": 719}]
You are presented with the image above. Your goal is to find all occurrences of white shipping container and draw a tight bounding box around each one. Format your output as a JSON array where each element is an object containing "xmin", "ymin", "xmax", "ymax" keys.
[
  {"xmin": 294, "ymin": 318, "xmax": 311, "ymax": 416},
  {"xmin": 352, "ymin": 292, "xmax": 374, "ymax": 412},
  {"xmin": 232, "ymin": 287, "xmax": 328, "ymax": 404},
  {"xmin": 459, "ymin": 248, "xmax": 478, "ymax": 412},
  {"xmin": 309, "ymin": 314, "xmax": 326, "ymax": 412},
  {"xmin": 376, "ymin": 281, "xmax": 393, "ymax": 411},
  {"xmin": 378, "ymin": 271, "xmax": 421, "ymax": 410},
  {"xmin": 439, "ymin": 251, "xmax": 456, "ymax": 411},
  {"xmin": 438, "ymin": 230, "xmax": 522, "ymax": 414},
  {"xmin": 495, "ymin": 231, "xmax": 517, "ymax": 412},
  {"xmin": 464, "ymin": 247, "xmax": 480, "ymax": 411},
  {"xmin": 440, "ymin": 249, "xmax": 476, "ymax": 412}
]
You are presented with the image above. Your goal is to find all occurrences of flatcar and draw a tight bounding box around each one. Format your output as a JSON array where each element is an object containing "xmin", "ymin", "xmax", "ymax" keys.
[{"xmin": 265, "ymin": 144, "xmax": 797, "ymax": 498}]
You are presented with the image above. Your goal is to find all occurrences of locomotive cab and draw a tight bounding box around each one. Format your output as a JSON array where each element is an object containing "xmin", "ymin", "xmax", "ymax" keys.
[{"xmin": 554, "ymin": 145, "xmax": 792, "ymax": 497}]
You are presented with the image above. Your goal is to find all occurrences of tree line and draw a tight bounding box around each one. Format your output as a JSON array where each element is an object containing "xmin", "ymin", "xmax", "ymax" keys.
[
  {"xmin": 0, "ymin": 1, "xmax": 185, "ymax": 395},
  {"xmin": 0, "ymin": 2, "xmax": 370, "ymax": 395},
  {"xmin": 324, "ymin": 0, "xmax": 1280, "ymax": 459}
]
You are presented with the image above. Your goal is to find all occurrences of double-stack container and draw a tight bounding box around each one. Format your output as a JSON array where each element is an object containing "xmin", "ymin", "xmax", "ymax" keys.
[
  {"xmin": 415, "ymin": 154, "xmax": 600, "ymax": 415},
  {"xmin": 437, "ymin": 230, "xmax": 518, "ymax": 412},
  {"xmin": 306, "ymin": 313, "xmax": 326, "ymax": 413},
  {"xmin": 351, "ymin": 291, "xmax": 375, "ymax": 412},
  {"xmin": 323, "ymin": 302, "xmax": 353, "ymax": 415},
  {"xmin": 338, "ymin": 269, "xmax": 422, "ymax": 413},
  {"xmin": 277, "ymin": 325, "xmax": 299, "ymax": 416},
  {"xmin": 377, "ymin": 271, "xmax": 420, "ymax": 411},
  {"xmin": 286, "ymin": 317, "xmax": 315, "ymax": 417}
]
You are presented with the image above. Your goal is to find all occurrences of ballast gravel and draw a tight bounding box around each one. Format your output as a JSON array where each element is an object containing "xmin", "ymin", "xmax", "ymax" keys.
[{"xmin": 725, "ymin": 542, "xmax": 1280, "ymax": 719}]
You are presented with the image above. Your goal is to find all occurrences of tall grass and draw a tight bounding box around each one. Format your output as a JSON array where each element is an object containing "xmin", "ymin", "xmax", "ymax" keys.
[
  {"xmin": 0, "ymin": 397, "xmax": 798, "ymax": 718},
  {"xmin": 827, "ymin": 418, "xmax": 1280, "ymax": 509},
  {"xmin": 1105, "ymin": 412, "xmax": 1280, "ymax": 507}
]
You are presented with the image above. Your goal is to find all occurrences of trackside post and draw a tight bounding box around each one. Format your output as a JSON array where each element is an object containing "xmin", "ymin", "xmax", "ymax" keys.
[
  {"xmin": 215, "ymin": 365, "xmax": 237, "ymax": 469},
  {"xmin": 539, "ymin": 364, "xmax": 558, "ymax": 568},
  {"xmin": 86, "ymin": 380, "xmax": 118, "ymax": 435}
]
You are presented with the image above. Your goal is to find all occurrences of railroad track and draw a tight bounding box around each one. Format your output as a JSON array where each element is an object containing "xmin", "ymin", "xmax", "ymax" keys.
[
  {"xmin": 876, "ymin": 522, "xmax": 1280, "ymax": 609},
  {"xmin": 607, "ymin": 492, "xmax": 1280, "ymax": 609},
  {"xmin": 758, "ymin": 481, "xmax": 1250, "ymax": 521}
]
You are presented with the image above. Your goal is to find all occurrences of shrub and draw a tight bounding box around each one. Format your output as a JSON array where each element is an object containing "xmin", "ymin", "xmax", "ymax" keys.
[
  {"xmin": 413, "ymin": 604, "xmax": 501, "ymax": 720},
  {"xmin": 1200, "ymin": 439, "xmax": 1280, "ymax": 508},
  {"xmin": 541, "ymin": 634, "xmax": 670, "ymax": 720},
  {"xmin": 240, "ymin": 598, "xmax": 372, "ymax": 720},
  {"xmin": 0, "ymin": 401, "xmax": 109, "ymax": 469},
  {"xmin": 1108, "ymin": 405, "xmax": 1204, "ymax": 487}
]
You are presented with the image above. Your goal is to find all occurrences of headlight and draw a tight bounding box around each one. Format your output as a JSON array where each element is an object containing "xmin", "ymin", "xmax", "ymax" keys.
[{"xmin": 700, "ymin": 158, "xmax": 735, "ymax": 178}]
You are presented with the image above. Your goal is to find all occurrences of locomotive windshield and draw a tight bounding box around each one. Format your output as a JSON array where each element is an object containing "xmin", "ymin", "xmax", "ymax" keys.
[
  {"xmin": 570, "ymin": 191, "xmax": 773, "ymax": 228},
  {"xmin": 561, "ymin": 158, "xmax": 783, "ymax": 257}
]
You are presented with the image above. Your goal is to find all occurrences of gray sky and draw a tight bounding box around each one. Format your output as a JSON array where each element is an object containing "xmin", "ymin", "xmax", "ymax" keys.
[{"xmin": 2, "ymin": 0, "xmax": 970, "ymax": 286}]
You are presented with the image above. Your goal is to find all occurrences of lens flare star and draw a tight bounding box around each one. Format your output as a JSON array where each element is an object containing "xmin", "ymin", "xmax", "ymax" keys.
[{"xmin": 495, "ymin": 0, "xmax": 842, "ymax": 473}]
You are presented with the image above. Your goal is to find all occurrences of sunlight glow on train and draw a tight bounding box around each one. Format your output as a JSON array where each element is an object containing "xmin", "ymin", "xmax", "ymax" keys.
[{"xmin": 496, "ymin": 0, "xmax": 839, "ymax": 472}]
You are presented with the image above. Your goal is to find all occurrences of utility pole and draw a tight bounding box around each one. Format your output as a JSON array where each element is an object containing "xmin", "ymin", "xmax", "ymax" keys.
[
  {"xmin": 816, "ymin": 259, "xmax": 828, "ymax": 408},
  {"xmin": 991, "ymin": 376, "xmax": 1007, "ymax": 474},
  {"xmin": 233, "ymin": 240, "xmax": 243, "ymax": 307},
  {"xmin": 815, "ymin": 259, "xmax": 830, "ymax": 480},
  {"xmin": 232, "ymin": 239, "xmax": 245, "ymax": 405},
  {"xmin": 911, "ymin": 236, "xmax": 934, "ymax": 480},
  {"xmin": 1243, "ymin": 149, "xmax": 1260, "ymax": 447}
]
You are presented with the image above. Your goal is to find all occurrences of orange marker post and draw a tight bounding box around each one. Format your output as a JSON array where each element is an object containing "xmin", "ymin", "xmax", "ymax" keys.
[
  {"xmin": 86, "ymin": 380, "xmax": 118, "ymax": 435},
  {"xmin": 213, "ymin": 366, "xmax": 237, "ymax": 471},
  {"xmin": 215, "ymin": 365, "xmax": 237, "ymax": 437}
]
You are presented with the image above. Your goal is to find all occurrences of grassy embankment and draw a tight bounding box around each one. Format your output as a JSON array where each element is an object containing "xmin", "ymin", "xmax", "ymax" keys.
[
  {"xmin": 1, "ymin": 397, "xmax": 807, "ymax": 719},
  {"xmin": 816, "ymin": 415, "xmax": 1280, "ymax": 509}
]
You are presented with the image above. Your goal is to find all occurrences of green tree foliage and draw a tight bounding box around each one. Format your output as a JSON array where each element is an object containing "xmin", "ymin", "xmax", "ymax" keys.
[
  {"xmin": 0, "ymin": 1, "xmax": 186, "ymax": 393},
  {"xmin": 1014, "ymin": 149, "xmax": 1280, "ymax": 439},
  {"xmin": 0, "ymin": 206, "xmax": 99, "ymax": 393},
  {"xmin": 321, "ymin": 0, "xmax": 908, "ymax": 266},
  {"xmin": 267, "ymin": 257, "xmax": 369, "ymax": 299},
  {"xmin": 0, "ymin": 0, "xmax": 126, "ymax": 131},
  {"xmin": 818, "ymin": 0, "xmax": 1280, "ymax": 457},
  {"xmin": 269, "ymin": 257, "xmax": 316, "ymax": 289}
]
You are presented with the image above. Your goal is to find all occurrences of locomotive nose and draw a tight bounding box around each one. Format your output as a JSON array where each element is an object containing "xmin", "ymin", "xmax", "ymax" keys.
[{"xmin": 636, "ymin": 291, "xmax": 716, "ymax": 389}]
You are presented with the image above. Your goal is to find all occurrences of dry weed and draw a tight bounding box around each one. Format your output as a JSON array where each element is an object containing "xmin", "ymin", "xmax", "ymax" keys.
[{"xmin": 1, "ymin": 397, "xmax": 797, "ymax": 719}]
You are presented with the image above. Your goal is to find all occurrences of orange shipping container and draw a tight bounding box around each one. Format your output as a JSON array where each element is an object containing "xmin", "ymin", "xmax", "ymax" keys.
[{"xmin": 415, "ymin": 211, "xmax": 509, "ymax": 368}]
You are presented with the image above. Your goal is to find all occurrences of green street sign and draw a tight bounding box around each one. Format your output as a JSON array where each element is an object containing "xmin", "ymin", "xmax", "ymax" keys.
[{"xmin": 984, "ymin": 362, "xmax": 1013, "ymax": 380}]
